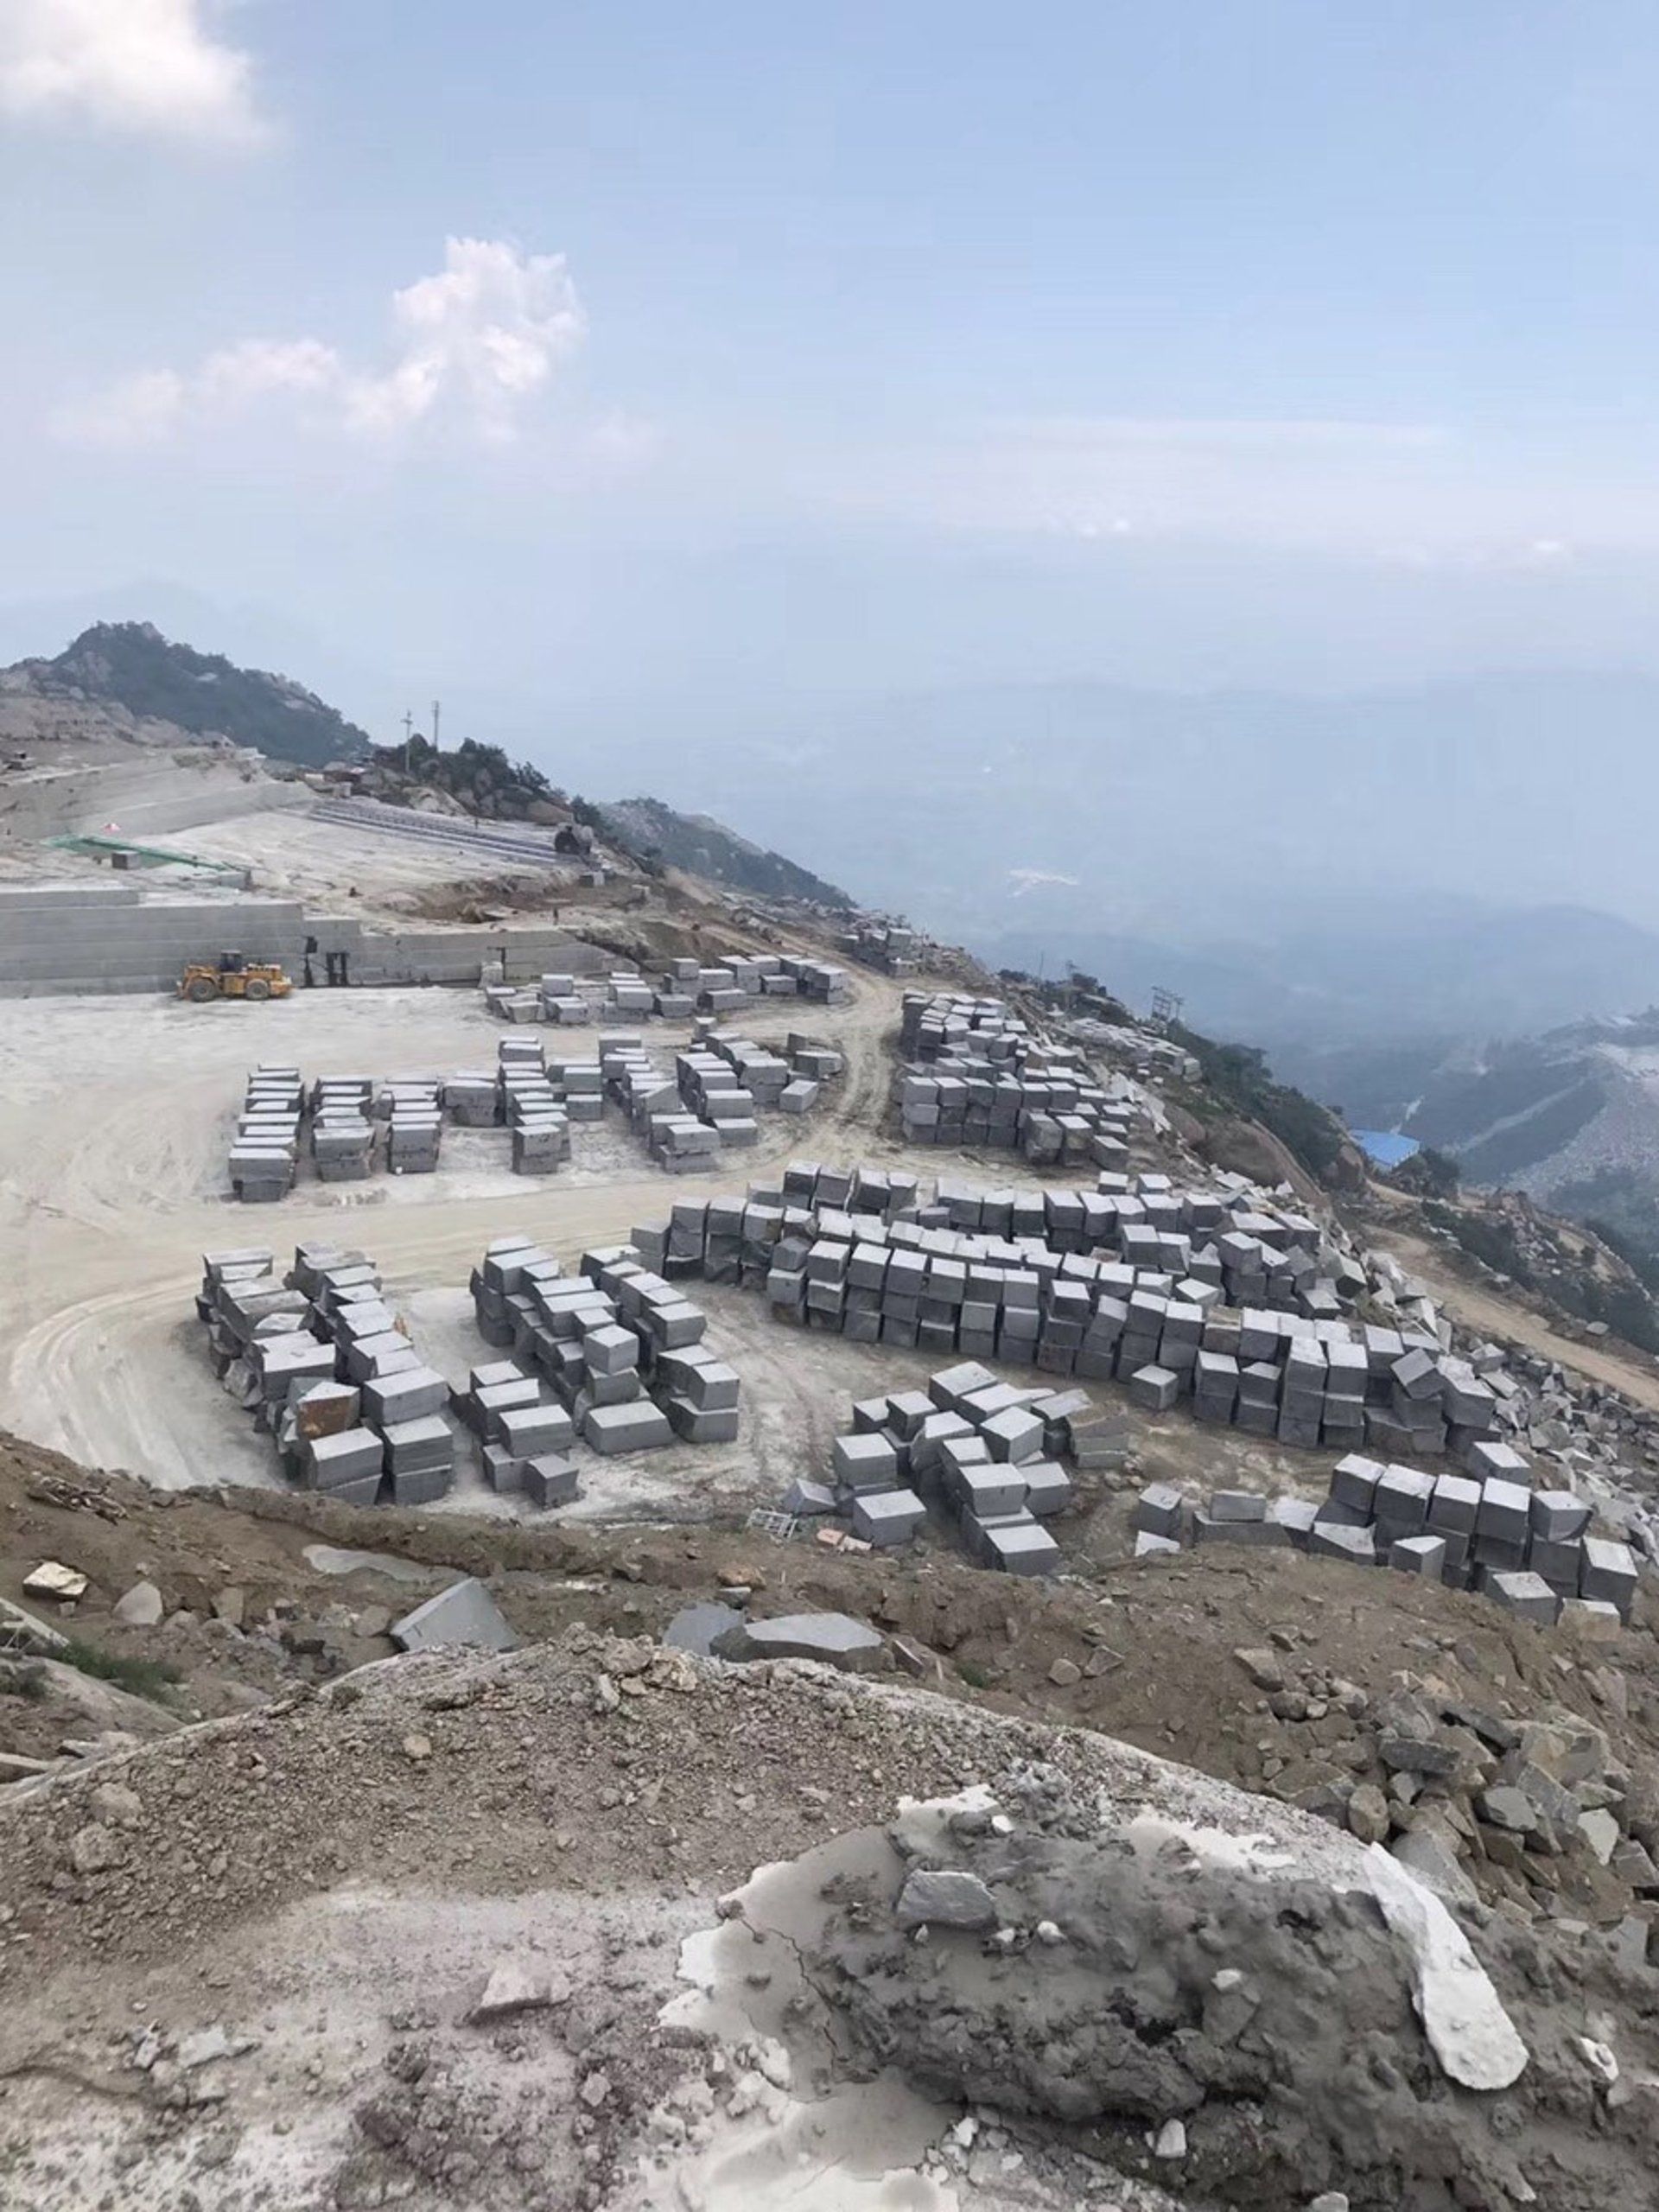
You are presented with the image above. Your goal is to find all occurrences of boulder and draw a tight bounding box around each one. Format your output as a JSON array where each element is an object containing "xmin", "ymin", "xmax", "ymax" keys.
[
  {"xmin": 713, "ymin": 1612, "xmax": 885, "ymax": 1674},
  {"xmin": 113, "ymin": 1580, "xmax": 164, "ymax": 1629}
]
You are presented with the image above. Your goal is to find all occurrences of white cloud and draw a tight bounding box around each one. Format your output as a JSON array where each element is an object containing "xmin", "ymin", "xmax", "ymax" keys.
[
  {"xmin": 0, "ymin": 0, "xmax": 265, "ymax": 144},
  {"xmin": 54, "ymin": 238, "xmax": 587, "ymax": 448},
  {"xmin": 197, "ymin": 339, "xmax": 344, "ymax": 405},
  {"xmin": 343, "ymin": 238, "xmax": 585, "ymax": 440},
  {"xmin": 1007, "ymin": 868, "xmax": 1081, "ymax": 896}
]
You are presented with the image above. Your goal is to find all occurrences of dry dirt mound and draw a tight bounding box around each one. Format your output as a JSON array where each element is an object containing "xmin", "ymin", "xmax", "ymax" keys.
[
  {"xmin": 1, "ymin": 1632, "xmax": 1654, "ymax": 2211},
  {"xmin": 9, "ymin": 1435, "xmax": 1659, "ymax": 1939}
]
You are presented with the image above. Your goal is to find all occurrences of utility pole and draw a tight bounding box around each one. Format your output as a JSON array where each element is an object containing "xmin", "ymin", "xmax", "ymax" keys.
[
  {"xmin": 401, "ymin": 709, "xmax": 414, "ymax": 772},
  {"xmin": 431, "ymin": 699, "xmax": 442, "ymax": 753}
]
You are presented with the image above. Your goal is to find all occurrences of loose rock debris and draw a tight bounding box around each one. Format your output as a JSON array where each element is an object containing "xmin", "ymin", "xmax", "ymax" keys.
[{"xmin": 2, "ymin": 1632, "xmax": 1657, "ymax": 2210}]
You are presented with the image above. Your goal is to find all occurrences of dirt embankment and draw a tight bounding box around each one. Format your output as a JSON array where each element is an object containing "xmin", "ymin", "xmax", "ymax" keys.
[{"xmin": 7, "ymin": 1432, "xmax": 1659, "ymax": 1932}]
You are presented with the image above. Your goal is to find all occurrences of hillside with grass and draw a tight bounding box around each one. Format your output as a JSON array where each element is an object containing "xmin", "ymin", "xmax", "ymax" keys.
[{"xmin": 0, "ymin": 621, "xmax": 373, "ymax": 768}]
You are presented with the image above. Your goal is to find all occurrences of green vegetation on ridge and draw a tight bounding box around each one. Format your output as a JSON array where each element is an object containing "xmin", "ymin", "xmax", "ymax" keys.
[{"xmin": 9, "ymin": 622, "xmax": 372, "ymax": 768}]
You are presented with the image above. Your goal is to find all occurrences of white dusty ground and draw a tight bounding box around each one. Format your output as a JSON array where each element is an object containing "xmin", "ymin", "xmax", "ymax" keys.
[
  {"xmin": 162, "ymin": 804, "xmax": 545, "ymax": 919},
  {"xmin": 0, "ymin": 971, "xmax": 1058, "ymax": 1517}
]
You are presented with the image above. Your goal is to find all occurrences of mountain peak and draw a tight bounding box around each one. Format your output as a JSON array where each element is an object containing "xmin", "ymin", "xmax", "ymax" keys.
[{"xmin": 3, "ymin": 620, "xmax": 373, "ymax": 768}]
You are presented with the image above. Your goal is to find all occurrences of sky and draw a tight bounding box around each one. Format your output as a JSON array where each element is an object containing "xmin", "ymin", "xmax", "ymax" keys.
[{"xmin": 6, "ymin": 1, "xmax": 1659, "ymax": 726}]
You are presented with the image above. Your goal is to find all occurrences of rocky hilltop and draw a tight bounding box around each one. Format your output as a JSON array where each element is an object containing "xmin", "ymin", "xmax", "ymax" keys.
[{"xmin": 0, "ymin": 621, "xmax": 373, "ymax": 769}]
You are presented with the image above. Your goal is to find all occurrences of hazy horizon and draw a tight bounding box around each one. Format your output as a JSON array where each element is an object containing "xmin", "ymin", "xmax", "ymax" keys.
[{"xmin": 10, "ymin": 3, "xmax": 1659, "ymax": 1043}]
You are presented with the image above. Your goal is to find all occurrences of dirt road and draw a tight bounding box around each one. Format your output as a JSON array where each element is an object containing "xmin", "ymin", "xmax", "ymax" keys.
[{"xmin": 1372, "ymin": 1215, "xmax": 1659, "ymax": 1415}]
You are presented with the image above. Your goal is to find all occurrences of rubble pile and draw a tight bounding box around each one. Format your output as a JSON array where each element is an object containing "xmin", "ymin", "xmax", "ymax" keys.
[{"xmin": 1214, "ymin": 1649, "xmax": 1659, "ymax": 1928}]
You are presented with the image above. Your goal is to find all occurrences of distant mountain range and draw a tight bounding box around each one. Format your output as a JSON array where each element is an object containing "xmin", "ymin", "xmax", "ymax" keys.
[
  {"xmin": 983, "ymin": 899, "xmax": 1659, "ymax": 1069},
  {"xmin": 0, "ymin": 621, "xmax": 372, "ymax": 769},
  {"xmin": 13, "ymin": 607, "xmax": 1659, "ymax": 1079},
  {"xmin": 537, "ymin": 670, "xmax": 1659, "ymax": 946}
]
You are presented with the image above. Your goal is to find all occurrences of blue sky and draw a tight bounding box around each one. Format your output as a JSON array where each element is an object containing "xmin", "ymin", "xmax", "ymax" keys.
[{"xmin": 4, "ymin": 1, "xmax": 1659, "ymax": 721}]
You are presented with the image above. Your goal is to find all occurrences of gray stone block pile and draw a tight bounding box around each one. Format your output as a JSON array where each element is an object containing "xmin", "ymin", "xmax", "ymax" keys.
[
  {"xmin": 467, "ymin": 1230, "xmax": 737, "ymax": 1460},
  {"xmin": 446, "ymin": 1067, "xmax": 499, "ymax": 1127},
  {"xmin": 1135, "ymin": 1459, "xmax": 1637, "ymax": 1631},
  {"xmin": 489, "ymin": 947, "xmax": 849, "ymax": 1027},
  {"xmin": 492, "ymin": 1037, "xmax": 572, "ymax": 1173},
  {"xmin": 895, "ymin": 991, "xmax": 1149, "ymax": 1164},
  {"xmin": 794, "ymin": 1363, "xmax": 1094, "ymax": 1574},
  {"xmin": 610, "ymin": 1160, "xmax": 1582, "ymax": 1495},
  {"xmin": 194, "ymin": 1241, "xmax": 460, "ymax": 1507},
  {"xmin": 229, "ymin": 1063, "xmax": 302, "ymax": 1201},
  {"xmin": 841, "ymin": 919, "xmax": 921, "ymax": 976},
  {"xmin": 310, "ymin": 1074, "xmax": 376, "ymax": 1182},
  {"xmin": 381, "ymin": 1076, "xmax": 442, "ymax": 1174}
]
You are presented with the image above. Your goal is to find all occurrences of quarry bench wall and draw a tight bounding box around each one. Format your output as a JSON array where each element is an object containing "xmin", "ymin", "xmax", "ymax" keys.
[{"xmin": 0, "ymin": 884, "xmax": 606, "ymax": 996}]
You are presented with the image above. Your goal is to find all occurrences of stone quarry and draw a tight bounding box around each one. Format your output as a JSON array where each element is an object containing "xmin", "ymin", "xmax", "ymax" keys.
[{"xmin": 7, "ymin": 768, "xmax": 1659, "ymax": 2212}]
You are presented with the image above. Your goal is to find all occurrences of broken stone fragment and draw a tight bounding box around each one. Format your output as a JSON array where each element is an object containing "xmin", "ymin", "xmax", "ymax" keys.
[
  {"xmin": 68, "ymin": 1823, "xmax": 119, "ymax": 1875},
  {"xmin": 1233, "ymin": 1647, "xmax": 1285, "ymax": 1692},
  {"xmin": 175, "ymin": 2024, "xmax": 258, "ymax": 2069},
  {"xmin": 1478, "ymin": 1787, "xmax": 1538, "ymax": 1835},
  {"xmin": 468, "ymin": 1963, "xmax": 574, "ymax": 2023},
  {"xmin": 893, "ymin": 1869, "xmax": 999, "ymax": 1932},
  {"xmin": 1579, "ymin": 1808, "xmax": 1620, "ymax": 1866},
  {"xmin": 23, "ymin": 1561, "xmax": 88, "ymax": 1605},
  {"xmin": 1378, "ymin": 1736, "xmax": 1461, "ymax": 1779},
  {"xmin": 113, "ymin": 1580, "xmax": 164, "ymax": 1628},
  {"xmin": 713, "ymin": 1612, "xmax": 885, "ymax": 1673},
  {"xmin": 1389, "ymin": 1823, "xmax": 1478, "ymax": 1909},
  {"xmin": 1346, "ymin": 1784, "xmax": 1390, "ymax": 1846},
  {"xmin": 90, "ymin": 1781, "xmax": 143, "ymax": 1827},
  {"xmin": 1363, "ymin": 1845, "xmax": 1528, "ymax": 2090}
]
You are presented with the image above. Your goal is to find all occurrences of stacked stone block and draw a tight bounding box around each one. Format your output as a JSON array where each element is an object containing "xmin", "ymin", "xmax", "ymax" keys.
[
  {"xmin": 798, "ymin": 1365, "xmax": 1080, "ymax": 1574},
  {"xmin": 383, "ymin": 1077, "xmax": 442, "ymax": 1174},
  {"xmin": 500, "ymin": 948, "xmax": 847, "ymax": 1027},
  {"xmin": 1135, "ymin": 1459, "xmax": 1636, "ymax": 1634},
  {"xmin": 310, "ymin": 1074, "xmax": 376, "ymax": 1182},
  {"xmin": 193, "ymin": 1240, "xmax": 458, "ymax": 1506},
  {"xmin": 896, "ymin": 992, "xmax": 1150, "ymax": 1163},
  {"xmin": 466, "ymin": 1231, "xmax": 738, "ymax": 1458},
  {"xmin": 230, "ymin": 1063, "xmax": 302, "ymax": 1201}
]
